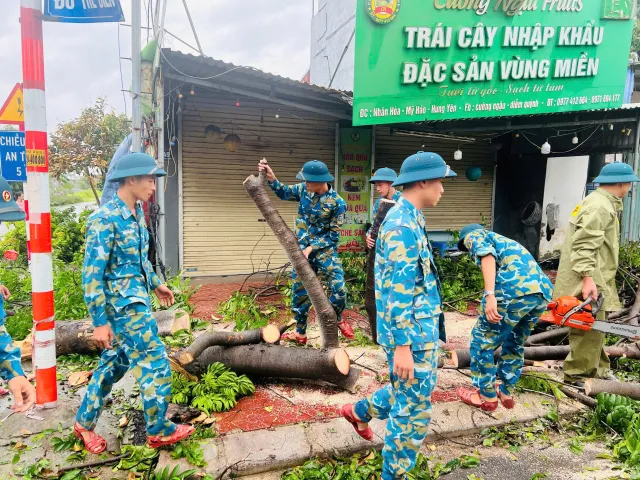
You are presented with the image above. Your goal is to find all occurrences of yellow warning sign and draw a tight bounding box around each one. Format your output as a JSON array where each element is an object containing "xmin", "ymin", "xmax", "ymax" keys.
[
  {"xmin": 0, "ymin": 84, "xmax": 24, "ymax": 125},
  {"xmin": 26, "ymin": 149, "xmax": 45, "ymax": 167}
]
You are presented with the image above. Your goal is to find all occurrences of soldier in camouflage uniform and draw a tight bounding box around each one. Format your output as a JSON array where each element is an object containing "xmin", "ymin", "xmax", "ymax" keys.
[
  {"xmin": 455, "ymin": 225, "xmax": 553, "ymax": 411},
  {"xmin": 258, "ymin": 159, "xmax": 353, "ymax": 344},
  {"xmin": 75, "ymin": 153, "xmax": 194, "ymax": 453},
  {"xmin": 366, "ymin": 168, "xmax": 402, "ymax": 249},
  {"xmin": 0, "ymin": 175, "xmax": 35, "ymax": 412},
  {"xmin": 342, "ymin": 152, "xmax": 456, "ymax": 480}
]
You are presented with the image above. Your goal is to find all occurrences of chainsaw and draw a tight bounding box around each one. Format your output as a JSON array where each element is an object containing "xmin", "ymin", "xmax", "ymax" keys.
[{"xmin": 542, "ymin": 293, "xmax": 640, "ymax": 340}]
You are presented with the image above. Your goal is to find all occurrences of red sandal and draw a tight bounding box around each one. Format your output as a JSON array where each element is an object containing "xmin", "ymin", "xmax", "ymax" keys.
[
  {"xmin": 147, "ymin": 424, "xmax": 195, "ymax": 449},
  {"xmin": 74, "ymin": 423, "xmax": 107, "ymax": 454},
  {"xmin": 341, "ymin": 404, "xmax": 373, "ymax": 441},
  {"xmin": 496, "ymin": 384, "xmax": 515, "ymax": 409},
  {"xmin": 456, "ymin": 386, "xmax": 498, "ymax": 412},
  {"xmin": 280, "ymin": 332, "xmax": 308, "ymax": 346}
]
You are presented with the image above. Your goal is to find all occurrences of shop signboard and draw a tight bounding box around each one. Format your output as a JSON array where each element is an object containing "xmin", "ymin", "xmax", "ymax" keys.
[
  {"xmin": 353, "ymin": 0, "xmax": 634, "ymax": 126},
  {"xmin": 338, "ymin": 128, "xmax": 372, "ymax": 252}
]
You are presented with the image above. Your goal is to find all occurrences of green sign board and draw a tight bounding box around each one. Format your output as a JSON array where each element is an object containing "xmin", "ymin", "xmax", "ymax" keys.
[
  {"xmin": 338, "ymin": 127, "xmax": 372, "ymax": 252},
  {"xmin": 353, "ymin": 0, "xmax": 634, "ymax": 126}
]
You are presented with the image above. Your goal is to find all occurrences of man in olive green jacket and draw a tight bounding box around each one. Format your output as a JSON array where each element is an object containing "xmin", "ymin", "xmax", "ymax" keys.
[{"xmin": 554, "ymin": 163, "xmax": 639, "ymax": 386}]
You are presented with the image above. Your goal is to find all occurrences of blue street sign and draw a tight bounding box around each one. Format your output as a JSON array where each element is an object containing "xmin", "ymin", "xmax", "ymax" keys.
[
  {"xmin": 44, "ymin": 0, "xmax": 124, "ymax": 24},
  {"xmin": 0, "ymin": 132, "xmax": 26, "ymax": 182}
]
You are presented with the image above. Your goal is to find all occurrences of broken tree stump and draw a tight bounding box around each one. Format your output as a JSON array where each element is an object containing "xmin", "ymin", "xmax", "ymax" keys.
[
  {"xmin": 17, "ymin": 309, "xmax": 190, "ymax": 359},
  {"xmin": 524, "ymin": 327, "xmax": 570, "ymax": 346},
  {"xmin": 176, "ymin": 324, "xmax": 281, "ymax": 365},
  {"xmin": 365, "ymin": 198, "xmax": 396, "ymax": 344},
  {"xmin": 452, "ymin": 343, "xmax": 640, "ymax": 369},
  {"xmin": 584, "ymin": 379, "xmax": 640, "ymax": 400},
  {"xmin": 244, "ymin": 163, "xmax": 339, "ymax": 348},
  {"xmin": 182, "ymin": 343, "xmax": 360, "ymax": 391}
]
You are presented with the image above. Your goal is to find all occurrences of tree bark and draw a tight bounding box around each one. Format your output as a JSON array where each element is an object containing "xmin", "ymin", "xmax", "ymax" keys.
[
  {"xmin": 176, "ymin": 324, "xmax": 281, "ymax": 365},
  {"xmin": 166, "ymin": 404, "xmax": 202, "ymax": 423},
  {"xmin": 85, "ymin": 167, "xmax": 101, "ymax": 206},
  {"xmin": 182, "ymin": 343, "xmax": 360, "ymax": 391},
  {"xmin": 585, "ymin": 379, "xmax": 640, "ymax": 400},
  {"xmin": 452, "ymin": 343, "xmax": 640, "ymax": 369},
  {"xmin": 524, "ymin": 327, "xmax": 570, "ymax": 346},
  {"xmin": 243, "ymin": 168, "xmax": 339, "ymax": 348},
  {"xmin": 627, "ymin": 286, "xmax": 640, "ymax": 326},
  {"xmin": 559, "ymin": 386, "xmax": 597, "ymax": 408},
  {"xmin": 365, "ymin": 199, "xmax": 396, "ymax": 344},
  {"xmin": 16, "ymin": 309, "xmax": 190, "ymax": 358}
]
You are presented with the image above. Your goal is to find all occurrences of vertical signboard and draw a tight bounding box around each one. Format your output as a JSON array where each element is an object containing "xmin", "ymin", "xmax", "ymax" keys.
[{"xmin": 338, "ymin": 127, "xmax": 372, "ymax": 252}]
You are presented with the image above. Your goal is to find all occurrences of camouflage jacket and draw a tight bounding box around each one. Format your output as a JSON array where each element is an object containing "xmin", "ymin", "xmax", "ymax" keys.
[
  {"xmin": 0, "ymin": 285, "xmax": 25, "ymax": 382},
  {"xmin": 268, "ymin": 180, "xmax": 347, "ymax": 252},
  {"xmin": 83, "ymin": 195, "xmax": 162, "ymax": 328},
  {"xmin": 375, "ymin": 197, "xmax": 445, "ymax": 350},
  {"xmin": 464, "ymin": 230, "xmax": 553, "ymax": 302},
  {"xmin": 367, "ymin": 190, "xmax": 402, "ymax": 236}
]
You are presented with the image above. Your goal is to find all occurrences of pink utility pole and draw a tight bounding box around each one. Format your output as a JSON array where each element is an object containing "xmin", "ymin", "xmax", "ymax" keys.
[{"xmin": 20, "ymin": 0, "xmax": 57, "ymax": 408}]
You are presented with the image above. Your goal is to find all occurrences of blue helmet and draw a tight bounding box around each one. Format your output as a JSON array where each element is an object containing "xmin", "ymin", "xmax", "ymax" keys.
[
  {"xmin": 108, "ymin": 152, "xmax": 167, "ymax": 182},
  {"xmin": 593, "ymin": 162, "xmax": 640, "ymax": 184},
  {"xmin": 369, "ymin": 167, "xmax": 397, "ymax": 183},
  {"xmin": 393, "ymin": 151, "xmax": 457, "ymax": 187},
  {"xmin": 296, "ymin": 160, "xmax": 334, "ymax": 183},
  {"xmin": 457, "ymin": 223, "xmax": 485, "ymax": 251},
  {"xmin": 0, "ymin": 176, "xmax": 25, "ymax": 222}
]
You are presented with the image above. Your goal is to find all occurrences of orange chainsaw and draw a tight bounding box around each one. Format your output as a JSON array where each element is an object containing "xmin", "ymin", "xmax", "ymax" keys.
[{"xmin": 542, "ymin": 294, "xmax": 640, "ymax": 340}]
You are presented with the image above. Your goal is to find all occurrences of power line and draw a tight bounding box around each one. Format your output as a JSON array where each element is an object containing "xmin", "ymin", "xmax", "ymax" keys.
[{"xmin": 117, "ymin": 23, "xmax": 128, "ymax": 116}]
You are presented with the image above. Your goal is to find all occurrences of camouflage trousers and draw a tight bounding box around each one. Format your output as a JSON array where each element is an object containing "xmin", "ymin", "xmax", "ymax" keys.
[
  {"xmin": 76, "ymin": 303, "xmax": 177, "ymax": 437},
  {"xmin": 291, "ymin": 248, "xmax": 346, "ymax": 335},
  {"xmin": 470, "ymin": 294, "xmax": 547, "ymax": 399},
  {"xmin": 354, "ymin": 347, "xmax": 438, "ymax": 480}
]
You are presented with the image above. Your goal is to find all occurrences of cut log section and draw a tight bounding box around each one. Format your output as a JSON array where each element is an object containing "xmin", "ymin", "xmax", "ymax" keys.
[
  {"xmin": 176, "ymin": 324, "xmax": 281, "ymax": 365},
  {"xmin": 452, "ymin": 343, "xmax": 640, "ymax": 369},
  {"xmin": 364, "ymin": 199, "xmax": 396, "ymax": 344},
  {"xmin": 182, "ymin": 343, "xmax": 360, "ymax": 391},
  {"xmin": 524, "ymin": 327, "xmax": 570, "ymax": 346},
  {"xmin": 244, "ymin": 164, "xmax": 339, "ymax": 348},
  {"xmin": 584, "ymin": 379, "xmax": 640, "ymax": 400},
  {"xmin": 17, "ymin": 309, "xmax": 190, "ymax": 359}
]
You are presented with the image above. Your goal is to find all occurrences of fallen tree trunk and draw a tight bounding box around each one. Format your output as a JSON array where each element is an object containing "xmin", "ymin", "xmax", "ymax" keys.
[
  {"xmin": 584, "ymin": 379, "xmax": 640, "ymax": 400},
  {"xmin": 244, "ymin": 164, "xmax": 339, "ymax": 348},
  {"xmin": 365, "ymin": 199, "xmax": 396, "ymax": 344},
  {"xmin": 182, "ymin": 343, "xmax": 360, "ymax": 391},
  {"xmin": 453, "ymin": 343, "xmax": 640, "ymax": 369},
  {"xmin": 17, "ymin": 309, "xmax": 190, "ymax": 359},
  {"xmin": 525, "ymin": 327, "xmax": 570, "ymax": 346},
  {"xmin": 176, "ymin": 324, "xmax": 281, "ymax": 365}
]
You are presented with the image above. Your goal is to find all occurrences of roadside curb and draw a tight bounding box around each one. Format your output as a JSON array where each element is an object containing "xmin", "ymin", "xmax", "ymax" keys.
[{"xmin": 157, "ymin": 392, "xmax": 583, "ymax": 478}]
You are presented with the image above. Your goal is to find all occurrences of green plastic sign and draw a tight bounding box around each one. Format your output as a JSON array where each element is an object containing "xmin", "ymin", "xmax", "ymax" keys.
[
  {"xmin": 338, "ymin": 128, "xmax": 372, "ymax": 252},
  {"xmin": 353, "ymin": 0, "xmax": 634, "ymax": 126}
]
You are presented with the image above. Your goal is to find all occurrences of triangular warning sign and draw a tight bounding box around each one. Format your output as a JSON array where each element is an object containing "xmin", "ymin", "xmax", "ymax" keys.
[{"xmin": 0, "ymin": 84, "xmax": 24, "ymax": 125}]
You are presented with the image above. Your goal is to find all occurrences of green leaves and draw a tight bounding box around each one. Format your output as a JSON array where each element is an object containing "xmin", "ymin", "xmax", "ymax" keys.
[
  {"xmin": 171, "ymin": 441, "xmax": 207, "ymax": 467},
  {"xmin": 114, "ymin": 445, "xmax": 159, "ymax": 472},
  {"xmin": 282, "ymin": 450, "xmax": 481, "ymax": 480},
  {"xmin": 171, "ymin": 362, "xmax": 255, "ymax": 415},
  {"xmin": 152, "ymin": 465, "xmax": 198, "ymax": 480},
  {"xmin": 51, "ymin": 434, "xmax": 83, "ymax": 453},
  {"xmin": 219, "ymin": 291, "xmax": 270, "ymax": 331}
]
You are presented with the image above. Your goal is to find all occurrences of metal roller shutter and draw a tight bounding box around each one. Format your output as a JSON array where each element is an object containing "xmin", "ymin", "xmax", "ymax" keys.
[
  {"xmin": 373, "ymin": 127, "xmax": 494, "ymax": 230},
  {"xmin": 181, "ymin": 93, "xmax": 337, "ymax": 277}
]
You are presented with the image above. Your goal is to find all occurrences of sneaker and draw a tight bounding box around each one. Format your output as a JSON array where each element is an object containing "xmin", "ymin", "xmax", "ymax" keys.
[{"xmin": 337, "ymin": 321, "xmax": 355, "ymax": 339}]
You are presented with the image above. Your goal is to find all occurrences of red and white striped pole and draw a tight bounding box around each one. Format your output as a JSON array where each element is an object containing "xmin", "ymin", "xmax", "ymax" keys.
[{"xmin": 20, "ymin": 0, "xmax": 57, "ymax": 408}]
